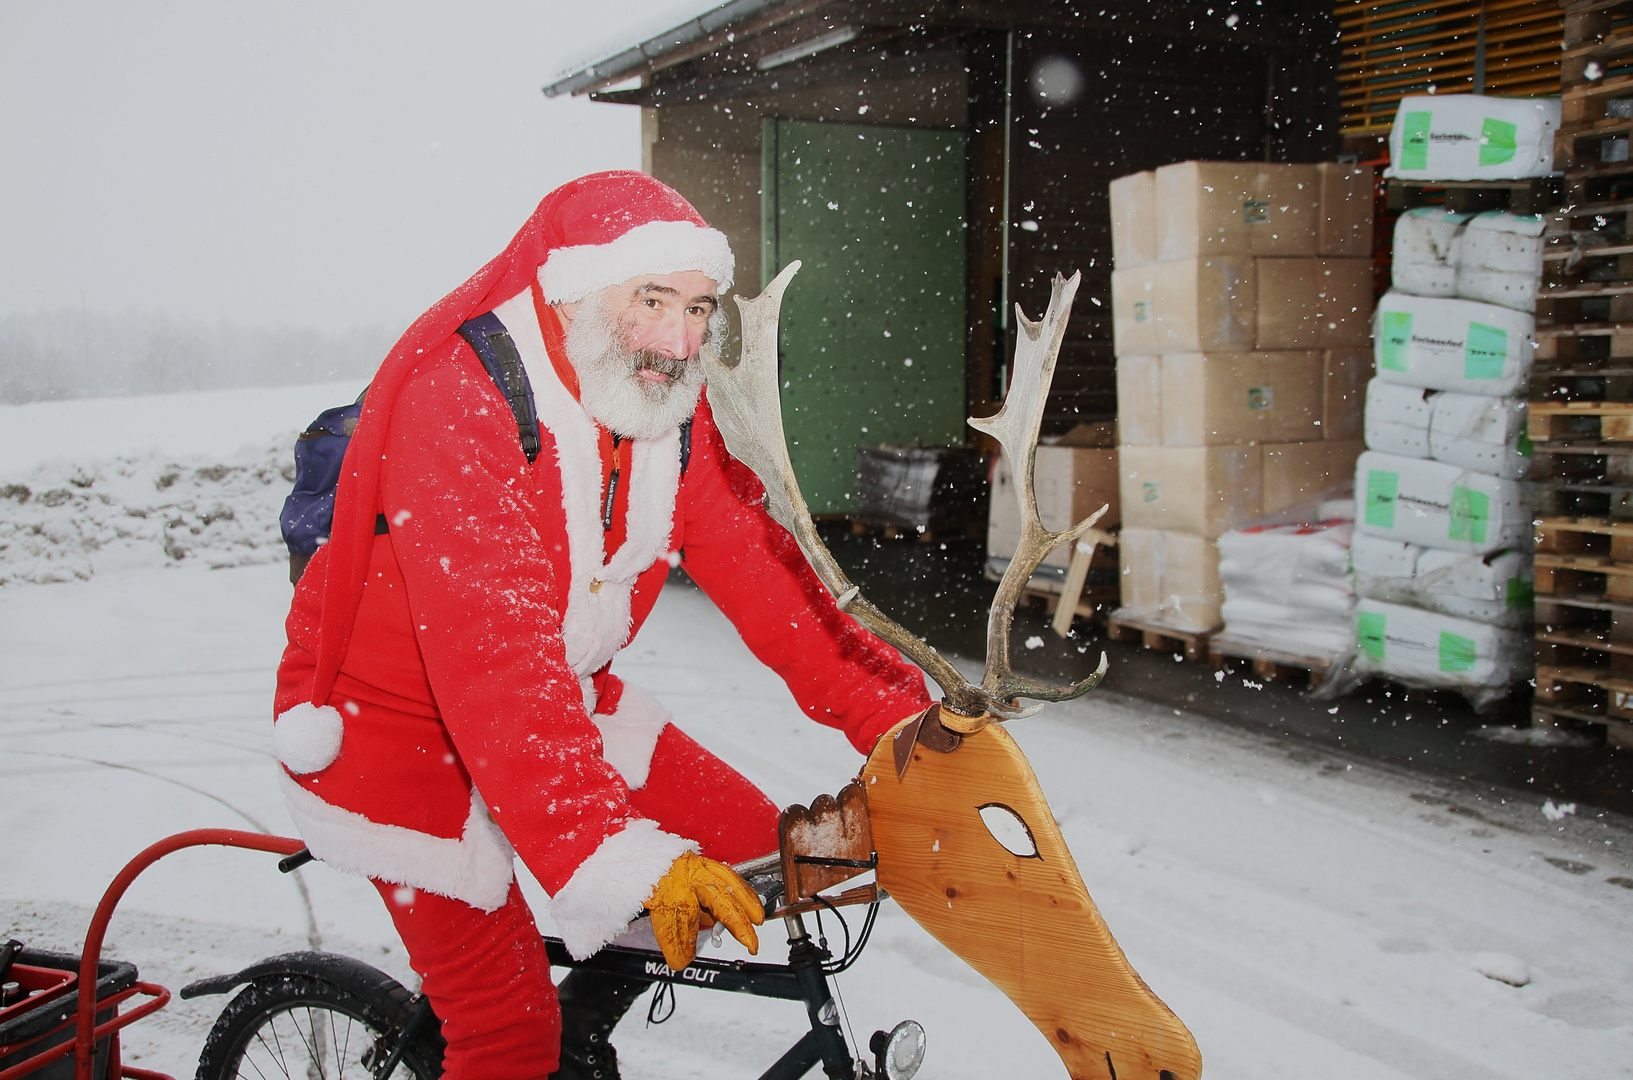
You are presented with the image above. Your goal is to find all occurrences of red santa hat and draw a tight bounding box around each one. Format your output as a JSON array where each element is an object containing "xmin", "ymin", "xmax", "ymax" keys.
[{"xmin": 306, "ymin": 172, "xmax": 731, "ymax": 706}]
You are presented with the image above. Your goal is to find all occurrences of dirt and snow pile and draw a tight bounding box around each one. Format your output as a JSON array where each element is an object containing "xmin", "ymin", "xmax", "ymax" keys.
[
  {"xmin": 0, "ymin": 440, "xmax": 294, "ymax": 585},
  {"xmin": 0, "ymin": 382, "xmax": 361, "ymax": 587}
]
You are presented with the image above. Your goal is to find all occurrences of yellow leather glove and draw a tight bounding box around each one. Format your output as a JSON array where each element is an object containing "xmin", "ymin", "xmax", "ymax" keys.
[{"xmin": 645, "ymin": 851, "xmax": 765, "ymax": 971}]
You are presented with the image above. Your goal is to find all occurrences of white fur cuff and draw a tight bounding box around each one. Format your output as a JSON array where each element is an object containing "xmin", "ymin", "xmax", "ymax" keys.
[
  {"xmin": 539, "ymin": 220, "xmax": 735, "ymax": 303},
  {"xmin": 593, "ymin": 682, "xmax": 672, "ymax": 790},
  {"xmin": 273, "ymin": 703, "xmax": 344, "ymax": 775},
  {"xmin": 549, "ymin": 819, "xmax": 697, "ymax": 960}
]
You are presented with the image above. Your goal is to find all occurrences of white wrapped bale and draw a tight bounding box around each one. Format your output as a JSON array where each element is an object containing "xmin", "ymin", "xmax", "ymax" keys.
[
  {"xmin": 1391, "ymin": 207, "xmax": 1468, "ymax": 297},
  {"xmin": 1456, "ymin": 212, "xmax": 1545, "ymax": 312},
  {"xmin": 1374, "ymin": 292, "xmax": 1533, "ymax": 396},
  {"xmin": 1428, "ymin": 391, "xmax": 1531, "ymax": 479},
  {"xmin": 1217, "ymin": 513, "xmax": 1356, "ymax": 660},
  {"xmin": 1354, "ymin": 450, "xmax": 1527, "ymax": 554},
  {"xmin": 1351, "ymin": 532, "xmax": 1532, "ymax": 628},
  {"xmin": 1365, "ymin": 379, "xmax": 1434, "ymax": 457},
  {"xmin": 1355, "ymin": 598, "xmax": 1531, "ymax": 700},
  {"xmin": 1385, "ymin": 94, "xmax": 1561, "ymax": 181}
]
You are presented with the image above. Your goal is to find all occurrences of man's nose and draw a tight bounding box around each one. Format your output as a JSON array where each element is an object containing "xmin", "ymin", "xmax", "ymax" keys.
[{"xmin": 644, "ymin": 310, "xmax": 694, "ymax": 360}]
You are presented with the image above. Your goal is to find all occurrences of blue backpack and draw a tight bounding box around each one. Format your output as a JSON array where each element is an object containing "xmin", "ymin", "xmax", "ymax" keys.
[{"xmin": 280, "ymin": 313, "xmax": 690, "ymax": 582}]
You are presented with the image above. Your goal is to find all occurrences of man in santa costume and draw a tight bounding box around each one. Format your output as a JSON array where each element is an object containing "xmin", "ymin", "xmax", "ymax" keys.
[{"xmin": 271, "ymin": 171, "xmax": 931, "ymax": 1079}]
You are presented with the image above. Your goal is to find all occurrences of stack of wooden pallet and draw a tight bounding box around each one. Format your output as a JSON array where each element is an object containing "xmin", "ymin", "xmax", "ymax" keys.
[{"xmin": 1531, "ymin": 0, "xmax": 1633, "ymax": 748}]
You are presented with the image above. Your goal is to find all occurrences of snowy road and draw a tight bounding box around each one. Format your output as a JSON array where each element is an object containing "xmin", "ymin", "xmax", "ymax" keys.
[{"xmin": 3, "ymin": 561, "xmax": 1631, "ymax": 1078}]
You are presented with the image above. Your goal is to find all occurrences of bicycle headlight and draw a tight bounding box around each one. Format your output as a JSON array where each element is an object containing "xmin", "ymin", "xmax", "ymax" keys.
[{"xmin": 873, "ymin": 1019, "xmax": 926, "ymax": 1080}]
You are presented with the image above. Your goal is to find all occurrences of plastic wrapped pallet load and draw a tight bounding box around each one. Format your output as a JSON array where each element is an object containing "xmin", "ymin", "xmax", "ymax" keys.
[
  {"xmin": 1217, "ymin": 505, "xmax": 1356, "ymax": 659},
  {"xmin": 1391, "ymin": 207, "xmax": 1468, "ymax": 297},
  {"xmin": 1352, "ymin": 532, "xmax": 1532, "ymax": 629},
  {"xmin": 1354, "ymin": 450, "xmax": 1527, "ymax": 554},
  {"xmin": 1385, "ymin": 94, "xmax": 1561, "ymax": 182},
  {"xmin": 1373, "ymin": 291, "xmax": 1533, "ymax": 397},
  {"xmin": 1355, "ymin": 598, "xmax": 1532, "ymax": 706},
  {"xmin": 1457, "ymin": 212, "xmax": 1545, "ymax": 312},
  {"xmin": 1363, "ymin": 380, "xmax": 1531, "ymax": 479}
]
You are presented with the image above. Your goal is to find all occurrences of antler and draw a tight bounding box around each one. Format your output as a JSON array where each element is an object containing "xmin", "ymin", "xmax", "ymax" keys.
[
  {"xmin": 969, "ymin": 272, "xmax": 1110, "ymax": 710},
  {"xmin": 701, "ymin": 262, "xmax": 1106, "ymax": 724}
]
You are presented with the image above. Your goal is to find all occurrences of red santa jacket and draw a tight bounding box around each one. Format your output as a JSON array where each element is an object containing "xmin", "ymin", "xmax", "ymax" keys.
[{"xmin": 271, "ymin": 285, "xmax": 930, "ymax": 957}]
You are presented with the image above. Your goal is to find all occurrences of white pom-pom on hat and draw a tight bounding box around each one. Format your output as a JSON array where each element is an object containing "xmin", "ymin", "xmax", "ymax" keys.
[{"xmin": 273, "ymin": 703, "xmax": 345, "ymax": 775}]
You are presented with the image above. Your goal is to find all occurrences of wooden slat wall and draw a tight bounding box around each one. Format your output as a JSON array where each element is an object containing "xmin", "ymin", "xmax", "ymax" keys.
[{"xmin": 1338, "ymin": 0, "xmax": 1562, "ymax": 134}]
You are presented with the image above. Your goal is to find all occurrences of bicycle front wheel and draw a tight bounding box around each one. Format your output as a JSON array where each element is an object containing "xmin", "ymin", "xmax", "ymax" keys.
[{"xmin": 195, "ymin": 972, "xmax": 442, "ymax": 1080}]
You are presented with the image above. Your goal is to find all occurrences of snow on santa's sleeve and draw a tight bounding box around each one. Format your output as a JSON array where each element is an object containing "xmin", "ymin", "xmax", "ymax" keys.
[
  {"xmin": 677, "ymin": 403, "xmax": 932, "ymax": 754},
  {"xmin": 380, "ymin": 351, "xmax": 645, "ymax": 900}
]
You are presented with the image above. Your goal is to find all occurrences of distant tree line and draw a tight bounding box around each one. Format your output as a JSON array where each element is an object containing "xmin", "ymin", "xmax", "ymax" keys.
[{"xmin": 0, "ymin": 309, "xmax": 397, "ymax": 403}]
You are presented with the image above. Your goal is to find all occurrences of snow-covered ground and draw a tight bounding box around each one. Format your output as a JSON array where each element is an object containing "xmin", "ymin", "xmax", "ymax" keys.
[{"xmin": 3, "ymin": 388, "xmax": 1632, "ymax": 1079}]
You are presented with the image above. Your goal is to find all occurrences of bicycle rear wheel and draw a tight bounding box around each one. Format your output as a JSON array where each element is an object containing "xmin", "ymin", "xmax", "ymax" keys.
[{"xmin": 194, "ymin": 972, "xmax": 442, "ymax": 1080}]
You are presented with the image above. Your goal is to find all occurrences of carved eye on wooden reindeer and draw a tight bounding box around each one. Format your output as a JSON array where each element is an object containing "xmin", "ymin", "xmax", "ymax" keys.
[
  {"xmin": 706, "ymin": 266, "xmax": 1202, "ymax": 1080},
  {"xmin": 977, "ymin": 803, "xmax": 1039, "ymax": 859}
]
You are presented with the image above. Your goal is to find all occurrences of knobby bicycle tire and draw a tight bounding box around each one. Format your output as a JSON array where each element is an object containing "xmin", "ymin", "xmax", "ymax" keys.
[{"xmin": 194, "ymin": 972, "xmax": 443, "ymax": 1080}]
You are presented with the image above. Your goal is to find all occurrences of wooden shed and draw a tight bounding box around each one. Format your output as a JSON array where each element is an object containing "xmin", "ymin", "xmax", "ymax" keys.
[{"xmin": 546, "ymin": 0, "xmax": 1342, "ymax": 513}]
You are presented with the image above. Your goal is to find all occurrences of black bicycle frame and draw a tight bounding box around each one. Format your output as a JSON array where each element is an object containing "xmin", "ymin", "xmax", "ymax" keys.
[{"xmin": 544, "ymin": 913, "xmax": 857, "ymax": 1080}]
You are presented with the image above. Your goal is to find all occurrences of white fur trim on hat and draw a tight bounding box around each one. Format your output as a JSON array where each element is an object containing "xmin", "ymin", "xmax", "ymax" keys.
[
  {"xmin": 549, "ymin": 818, "xmax": 697, "ymax": 960},
  {"xmin": 278, "ymin": 774, "xmax": 516, "ymax": 912},
  {"xmin": 592, "ymin": 682, "xmax": 672, "ymax": 791},
  {"xmin": 273, "ymin": 703, "xmax": 345, "ymax": 775},
  {"xmin": 539, "ymin": 219, "xmax": 734, "ymax": 303}
]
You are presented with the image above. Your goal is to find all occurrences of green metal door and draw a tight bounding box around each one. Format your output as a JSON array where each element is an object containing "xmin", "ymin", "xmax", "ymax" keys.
[{"xmin": 762, "ymin": 119, "xmax": 967, "ymax": 515}]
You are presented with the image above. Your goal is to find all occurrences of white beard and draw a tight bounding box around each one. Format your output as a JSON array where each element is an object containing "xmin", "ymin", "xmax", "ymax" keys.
[{"xmin": 563, "ymin": 293, "xmax": 713, "ymax": 440}]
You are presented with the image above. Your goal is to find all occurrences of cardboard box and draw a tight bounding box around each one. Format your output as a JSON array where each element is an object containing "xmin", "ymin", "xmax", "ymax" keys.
[
  {"xmin": 1160, "ymin": 351, "xmax": 1323, "ymax": 446},
  {"xmin": 1116, "ymin": 355, "xmax": 1162, "ymax": 446},
  {"xmin": 1255, "ymin": 258, "xmax": 1373, "ymax": 349},
  {"xmin": 1261, "ymin": 440, "xmax": 1364, "ymax": 514},
  {"xmin": 988, "ymin": 444, "xmax": 1120, "ymax": 570},
  {"xmin": 1155, "ymin": 161, "xmax": 1320, "ymax": 260},
  {"xmin": 1322, "ymin": 348, "xmax": 1371, "ymax": 441},
  {"xmin": 1119, "ymin": 527, "xmax": 1224, "ymax": 632},
  {"xmin": 1111, "ymin": 258, "xmax": 1256, "ymax": 355},
  {"xmin": 1119, "ymin": 444, "xmax": 1261, "ymax": 537},
  {"xmin": 1109, "ymin": 170, "xmax": 1157, "ymax": 268},
  {"xmin": 1317, "ymin": 163, "xmax": 1376, "ymax": 257}
]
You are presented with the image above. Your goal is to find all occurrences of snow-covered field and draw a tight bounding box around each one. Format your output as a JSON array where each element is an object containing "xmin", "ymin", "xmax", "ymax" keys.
[{"xmin": 3, "ymin": 387, "xmax": 1632, "ymax": 1079}]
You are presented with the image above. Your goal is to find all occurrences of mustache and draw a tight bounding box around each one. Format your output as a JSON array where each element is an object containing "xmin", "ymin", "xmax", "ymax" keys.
[{"xmin": 630, "ymin": 351, "xmax": 690, "ymax": 380}]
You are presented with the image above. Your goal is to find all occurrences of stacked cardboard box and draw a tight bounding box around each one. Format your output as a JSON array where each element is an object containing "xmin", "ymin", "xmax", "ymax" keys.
[
  {"xmin": 1109, "ymin": 161, "xmax": 1374, "ymax": 633},
  {"xmin": 985, "ymin": 421, "xmax": 1120, "ymax": 596},
  {"xmin": 1353, "ymin": 100, "xmax": 1539, "ymax": 703}
]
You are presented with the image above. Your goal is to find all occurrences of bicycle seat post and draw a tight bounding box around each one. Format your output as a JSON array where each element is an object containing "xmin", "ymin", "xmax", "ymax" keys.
[{"xmin": 779, "ymin": 913, "xmax": 856, "ymax": 1080}]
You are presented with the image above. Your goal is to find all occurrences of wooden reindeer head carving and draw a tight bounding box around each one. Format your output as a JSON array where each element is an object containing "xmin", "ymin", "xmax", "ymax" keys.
[{"xmin": 702, "ymin": 265, "xmax": 1202, "ymax": 1080}]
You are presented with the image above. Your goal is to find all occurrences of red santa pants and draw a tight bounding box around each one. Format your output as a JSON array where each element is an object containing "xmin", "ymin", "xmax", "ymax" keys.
[{"xmin": 376, "ymin": 724, "xmax": 781, "ymax": 1080}]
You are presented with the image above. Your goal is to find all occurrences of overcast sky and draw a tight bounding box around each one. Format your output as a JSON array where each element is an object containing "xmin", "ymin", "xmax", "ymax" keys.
[{"xmin": 0, "ymin": 2, "xmax": 716, "ymax": 335}]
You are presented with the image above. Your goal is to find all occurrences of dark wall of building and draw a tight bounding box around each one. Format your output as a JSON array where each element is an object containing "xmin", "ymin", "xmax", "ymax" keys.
[{"xmin": 992, "ymin": 4, "xmax": 1342, "ymax": 432}]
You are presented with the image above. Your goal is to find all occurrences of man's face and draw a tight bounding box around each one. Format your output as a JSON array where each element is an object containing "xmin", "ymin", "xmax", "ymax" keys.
[{"xmin": 559, "ymin": 270, "xmax": 721, "ymax": 440}]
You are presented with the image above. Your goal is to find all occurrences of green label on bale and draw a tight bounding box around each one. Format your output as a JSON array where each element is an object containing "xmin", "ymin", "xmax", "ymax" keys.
[
  {"xmin": 1449, "ymin": 485, "xmax": 1490, "ymax": 544},
  {"xmin": 1464, "ymin": 322, "xmax": 1507, "ymax": 380},
  {"xmin": 1242, "ymin": 199, "xmax": 1270, "ymax": 224},
  {"xmin": 1516, "ymin": 429, "xmax": 1534, "ymax": 457},
  {"xmin": 1479, "ymin": 118, "xmax": 1518, "ymax": 166},
  {"xmin": 1247, "ymin": 386, "xmax": 1273, "ymax": 411},
  {"xmin": 1507, "ymin": 575, "xmax": 1534, "ymax": 609},
  {"xmin": 1380, "ymin": 311, "xmax": 1413, "ymax": 371},
  {"xmin": 1359, "ymin": 611, "xmax": 1386, "ymax": 660},
  {"xmin": 1365, "ymin": 470, "xmax": 1399, "ymax": 529},
  {"xmin": 1439, "ymin": 631, "xmax": 1477, "ymax": 672},
  {"xmin": 1134, "ymin": 300, "xmax": 1151, "ymax": 323},
  {"xmin": 1402, "ymin": 111, "xmax": 1432, "ymax": 171}
]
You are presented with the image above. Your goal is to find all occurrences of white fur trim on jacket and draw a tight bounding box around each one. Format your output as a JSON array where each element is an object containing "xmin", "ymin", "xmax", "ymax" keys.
[
  {"xmin": 272, "ymin": 703, "xmax": 345, "ymax": 775},
  {"xmin": 538, "ymin": 220, "xmax": 734, "ymax": 303},
  {"xmin": 549, "ymin": 818, "xmax": 697, "ymax": 960},
  {"xmin": 492, "ymin": 290, "xmax": 682, "ymax": 692},
  {"xmin": 278, "ymin": 772, "xmax": 516, "ymax": 913},
  {"xmin": 592, "ymin": 682, "xmax": 672, "ymax": 790}
]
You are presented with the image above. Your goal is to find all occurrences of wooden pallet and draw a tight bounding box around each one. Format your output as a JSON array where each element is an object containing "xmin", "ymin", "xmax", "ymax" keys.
[
  {"xmin": 1534, "ymin": 550, "xmax": 1633, "ymax": 600},
  {"xmin": 1105, "ymin": 610, "xmax": 1213, "ymax": 663},
  {"xmin": 1206, "ymin": 635, "xmax": 1338, "ymax": 689},
  {"xmin": 1527, "ymin": 400, "xmax": 1633, "ymax": 442},
  {"xmin": 1533, "ymin": 702, "xmax": 1633, "ymax": 749},
  {"xmin": 1384, "ymin": 176, "xmax": 1559, "ymax": 215},
  {"xmin": 1536, "ymin": 515, "xmax": 1633, "ymax": 557}
]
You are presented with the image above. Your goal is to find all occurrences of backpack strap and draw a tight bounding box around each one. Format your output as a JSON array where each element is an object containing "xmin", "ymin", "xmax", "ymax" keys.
[
  {"xmin": 678, "ymin": 418, "xmax": 692, "ymax": 478},
  {"xmin": 456, "ymin": 313, "xmax": 541, "ymax": 464}
]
